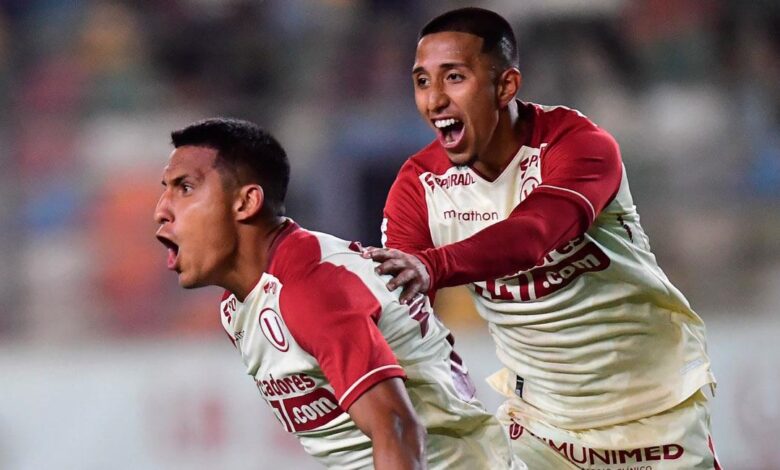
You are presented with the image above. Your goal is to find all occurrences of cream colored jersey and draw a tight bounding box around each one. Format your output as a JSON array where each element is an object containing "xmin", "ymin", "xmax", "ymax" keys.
[
  {"xmin": 382, "ymin": 102, "xmax": 716, "ymax": 430},
  {"xmin": 219, "ymin": 221, "xmax": 515, "ymax": 469}
]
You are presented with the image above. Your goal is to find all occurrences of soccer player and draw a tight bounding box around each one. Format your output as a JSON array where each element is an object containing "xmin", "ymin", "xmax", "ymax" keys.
[
  {"xmin": 153, "ymin": 118, "xmax": 519, "ymax": 469},
  {"xmin": 366, "ymin": 7, "xmax": 721, "ymax": 469}
]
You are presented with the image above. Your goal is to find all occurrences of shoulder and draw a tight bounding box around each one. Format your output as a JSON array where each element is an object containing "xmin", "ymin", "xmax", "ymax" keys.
[
  {"xmin": 528, "ymin": 102, "xmax": 615, "ymax": 146},
  {"xmin": 277, "ymin": 239, "xmax": 384, "ymax": 343},
  {"xmin": 272, "ymin": 229, "xmax": 381, "ymax": 309},
  {"xmin": 402, "ymin": 140, "xmax": 454, "ymax": 177},
  {"xmin": 389, "ymin": 141, "xmax": 452, "ymax": 200},
  {"xmin": 267, "ymin": 226, "xmax": 323, "ymax": 282}
]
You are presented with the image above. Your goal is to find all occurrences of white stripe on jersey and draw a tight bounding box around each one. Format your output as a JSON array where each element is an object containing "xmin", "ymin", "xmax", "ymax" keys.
[
  {"xmin": 338, "ymin": 364, "xmax": 405, "ymax": 407},
  {"xmin": 537, "ymin": 184, "xmax": 596, "ymax": 222}
]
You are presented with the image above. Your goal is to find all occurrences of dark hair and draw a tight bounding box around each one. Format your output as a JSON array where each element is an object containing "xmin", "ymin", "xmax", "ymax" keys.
[
  {"xmin": 420, "ymin": 7, "xmax": 518, "ymax": 70},
  {"xmin": 171, "ymin": 117, "xmax": 290, "ymax": 217}
]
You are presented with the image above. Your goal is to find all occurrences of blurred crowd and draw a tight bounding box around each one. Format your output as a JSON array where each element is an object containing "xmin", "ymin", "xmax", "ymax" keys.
[{"xmin": 0, "ymin": 0, "xmax": 778, "ymax": 342}]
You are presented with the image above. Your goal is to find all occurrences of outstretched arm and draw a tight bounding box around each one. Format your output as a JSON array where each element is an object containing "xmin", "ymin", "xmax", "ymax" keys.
[
  {"xmin": 348, "ymin": 378, "xmax": 427, "ymax": 470},
  {"xmin": 372, "ymin": 125, "xmax": 622, "ymax": 302},
  {"xmin": 367, "ymin": 191, "xmax": 585, "ymax": 302}
]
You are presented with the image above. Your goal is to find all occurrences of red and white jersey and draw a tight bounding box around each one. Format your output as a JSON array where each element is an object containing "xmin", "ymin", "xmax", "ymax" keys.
[
  {"xmin": 219, "ymin": 221, "xmax": 514, "ymax": 469},
  {"xmin": 382, "ymin": 102, "xmax": 716, "ymax": 430}
]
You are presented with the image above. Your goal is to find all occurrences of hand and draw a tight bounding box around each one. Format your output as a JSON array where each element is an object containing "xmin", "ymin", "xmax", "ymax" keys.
[{"xmin": 363, "ymin": 247, "xmax": 430, "ymax": 304}]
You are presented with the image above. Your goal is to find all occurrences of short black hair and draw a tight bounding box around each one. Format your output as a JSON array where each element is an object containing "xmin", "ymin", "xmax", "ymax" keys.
[
  {"xmin": 420, "ymin": 7, "xmax": 519, "ymax": 70},
  {"xmin": 171, "ymin": 117, "xmax": 289, "ymax": 217}
]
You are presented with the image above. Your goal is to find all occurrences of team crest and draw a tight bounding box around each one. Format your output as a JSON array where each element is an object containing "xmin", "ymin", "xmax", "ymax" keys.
[{"xmin": 259, "ymin": 308, "xmax": 289, "ymax": 352}]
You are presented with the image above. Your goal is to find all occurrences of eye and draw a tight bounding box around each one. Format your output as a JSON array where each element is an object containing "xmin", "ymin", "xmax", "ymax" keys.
[
  {"xmin": 446, "ymin": 71, "xmax": 465, "ymax": 82},
  {"xmin": 414, "ymin": 75, "xmax": 430, "ymax": 88},
  {"xmin": 180, "ymin": 183, "xmax": 194, "ymax": 194}
]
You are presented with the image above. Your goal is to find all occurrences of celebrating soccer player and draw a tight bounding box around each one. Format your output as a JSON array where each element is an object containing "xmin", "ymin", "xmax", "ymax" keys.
[
  {"xmin": 153, "ymin": 118, "xmax": 522, "ymax": 469},
  {"xmin": 366, "ymin": 7, "xmax": 721, "ymax": 469}
]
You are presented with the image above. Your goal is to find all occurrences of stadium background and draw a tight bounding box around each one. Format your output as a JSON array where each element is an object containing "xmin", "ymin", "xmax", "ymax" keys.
[{"xmin": 0, "ymin": 0, "xmax": 778, "ymax": 468}]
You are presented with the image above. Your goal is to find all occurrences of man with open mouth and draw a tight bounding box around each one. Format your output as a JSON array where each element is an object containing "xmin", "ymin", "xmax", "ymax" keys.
[
  {"xmin": 366, "ymin": 7, "xmax": 720, "ymax": 470},
  {"xmin": 153, "ymin": 117, "xmax": 521, "ymax": 469}
]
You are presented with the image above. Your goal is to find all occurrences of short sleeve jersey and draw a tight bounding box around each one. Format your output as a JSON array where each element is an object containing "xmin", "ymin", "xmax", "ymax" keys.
[
  {"xmin": 382, "ymin": 102, "xmax": 716, "ymax": 430},
  {"xmin": 219, "ymin": 222, "xmax": 514, "ymax": 469}
]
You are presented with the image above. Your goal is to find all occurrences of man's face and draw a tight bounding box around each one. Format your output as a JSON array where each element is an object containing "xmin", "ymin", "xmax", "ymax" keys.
[
  {"xmin": 413, "ymin": 31, "xmax": 501, "ymax": 165},
  {"xmin": 154, "ymin": 145, "xmax": 237, "ymax": 288}
]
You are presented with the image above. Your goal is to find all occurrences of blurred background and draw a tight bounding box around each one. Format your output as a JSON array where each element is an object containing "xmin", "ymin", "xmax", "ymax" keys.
[{"xmin": 0, "ymin": 0, "xmax": 778, "ymax": 468}]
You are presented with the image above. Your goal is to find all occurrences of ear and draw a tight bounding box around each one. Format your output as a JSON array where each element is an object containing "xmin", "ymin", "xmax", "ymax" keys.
[
  {"xmin": 233, "ymin": 184, "xmax": 265, "ymax": 222},
  {"xmin": 496, "ymin": 67, "xmax": 522, "ymax": 108}
]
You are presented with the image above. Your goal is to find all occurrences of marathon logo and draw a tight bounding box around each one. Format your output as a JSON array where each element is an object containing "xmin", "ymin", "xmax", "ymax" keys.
[
  {"xmin": 474, "ymin": 241, "xmax": 610, "ymax": 301},
  {"xmin": 423, "ymin": 172, "xmax": 476, "ymax": 191},
  {"xmin": 443, "ymin": 209, "xmax": 499, "ymax": 222},
  {"xmin": 267, "ymin": 387, "xmax": 344, "ymax": 433},
  {"xmin": 508, "ymin": 424, "xmax": 684, "ymax": 468}
]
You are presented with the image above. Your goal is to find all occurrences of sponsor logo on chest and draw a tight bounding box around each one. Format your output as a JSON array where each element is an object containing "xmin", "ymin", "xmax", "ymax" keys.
[
  {"xmin": 474, "ymin": 237, "xmax": 611, "ymax": 301},
  {"xmin": 256, "ymin": 373, "xmax": 344, "ymax": 433},
  {"xmin": 424, "ymin": 172, "xmax": 476, "ymax": 191}
]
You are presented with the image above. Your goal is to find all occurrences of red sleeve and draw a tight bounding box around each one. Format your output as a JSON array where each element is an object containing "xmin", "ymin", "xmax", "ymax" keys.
[
  {"xmin": 280, "ymin": 263, "xmax": 406, "ymax": 411},
  {"xmin": 536, "ymin": 125, "xmax": 622, "ymax": 224},
  {"xmin": 417, "ymin": 125, "xmax": 622, "ymax": 289},
  {"xmin": 382, "ymin": 162, "xmax": 435, "ymax": 252}
]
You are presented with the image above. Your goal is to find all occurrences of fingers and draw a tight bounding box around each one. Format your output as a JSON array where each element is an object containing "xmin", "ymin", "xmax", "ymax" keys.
[
  {"xmin": 386, "ymin": 268, "xmax": 417, "ymax": 291},
  {"xmin": 399, "ymin": 282, "xmax": 425, "ymax": 304},
  {"xmin": 361, "ymin": 247, "xmax": 431, "ymax": 302},
  {"xmin": 364, "ymin": 247, "xmax": 397, "ymax": 261},
  {"xmin": 375, "ymin": 258, "xmax": 408, "ymax": 276}
]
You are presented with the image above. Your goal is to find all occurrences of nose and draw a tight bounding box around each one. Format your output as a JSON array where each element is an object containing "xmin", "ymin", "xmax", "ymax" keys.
[
  {"xmin": 154, "ymin": 191, "xmax": 172, "ymax": 225},
  {"xmin": 427, "ymin": 84, "xmax": 449, "ymax": 113}
]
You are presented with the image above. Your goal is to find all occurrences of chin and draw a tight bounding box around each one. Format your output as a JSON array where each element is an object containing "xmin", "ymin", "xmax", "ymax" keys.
[
  {"xmin": 177, "ymin": 273, "xmax": 205, "ymax": 289},
  {"xmin": 445, "ymin": 151, "xmax": 475, "ymax": 167}
]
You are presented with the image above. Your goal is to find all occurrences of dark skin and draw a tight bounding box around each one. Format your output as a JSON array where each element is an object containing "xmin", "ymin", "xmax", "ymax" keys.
[
  {"xmin": 154, "ymin": 145, "xmax": 426, "ymax": 469},
  {"xmin": 365, "ymin": 31, "xmax": 523, "ymax": 303}
]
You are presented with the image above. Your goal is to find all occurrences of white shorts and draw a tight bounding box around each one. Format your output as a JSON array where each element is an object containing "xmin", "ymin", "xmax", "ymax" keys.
[{"xmin": 498, "ymin": 390, "xmax": 722, "ymax": 470}]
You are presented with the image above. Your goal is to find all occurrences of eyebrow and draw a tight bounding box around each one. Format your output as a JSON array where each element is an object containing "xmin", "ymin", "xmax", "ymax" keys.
[
  {"xmin": 412, "ymin": 62, "xmax": 468, "ymax": 75},
  {"xmin": 161, "ymin": 174, "xmax": 193, "ymax": 187}
]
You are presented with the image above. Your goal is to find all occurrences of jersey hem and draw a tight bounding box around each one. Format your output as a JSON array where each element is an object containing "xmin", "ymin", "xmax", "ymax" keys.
[{"xmin": 504, "ymin": 372, "xmax": 716, "ymax": 431}]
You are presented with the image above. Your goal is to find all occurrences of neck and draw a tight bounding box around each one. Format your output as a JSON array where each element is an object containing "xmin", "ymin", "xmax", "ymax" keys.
[
  {"xmin": 222, "ymin": 216, "xmax": 289, "ymax": 301},
  {"xmin": 472, "ymin": 100, "xmax": 526, "ymax": 180}
]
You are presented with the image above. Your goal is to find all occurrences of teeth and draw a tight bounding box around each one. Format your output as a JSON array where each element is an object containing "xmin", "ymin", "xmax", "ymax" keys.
[{"xmin": 434, "ymin": 118, "xmax": 458, "ymax": 128}]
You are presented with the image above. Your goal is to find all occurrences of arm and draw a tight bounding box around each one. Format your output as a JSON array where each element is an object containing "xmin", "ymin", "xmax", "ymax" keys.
[
  {"xmin": 416, "ymin": 190, "xmax": 590, "ymax": 289},
  {"xmin": 279, "ymin": 258, "xmax": 425, "ymax": 463},
  {"xmin": 372, "ymin": 125, "xmax": 622, "ymax": 297},
  {"xmin": 347, "ymin": 377, "xmax": 427, "ymax": 470}
]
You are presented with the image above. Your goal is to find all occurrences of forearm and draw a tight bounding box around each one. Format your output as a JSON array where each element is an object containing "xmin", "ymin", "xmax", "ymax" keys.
[
  {"xmin": 347, "ymin": 378, "xmax": 427, "ymax": 469},
  {"xmin": 370, "ymin": 417, "xmax": 427, "ymax": 470},
  {"xmin": 417, "ymin": 193, "xmax": 588, "ymax": 290}
]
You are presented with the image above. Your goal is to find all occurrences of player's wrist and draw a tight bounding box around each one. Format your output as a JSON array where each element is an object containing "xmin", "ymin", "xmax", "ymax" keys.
[{"xmin": 415, "ymin": 250, "xmax": 437, "ymax": 293}]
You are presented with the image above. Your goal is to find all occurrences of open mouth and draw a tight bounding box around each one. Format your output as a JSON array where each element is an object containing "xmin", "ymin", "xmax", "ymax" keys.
[
  {"xmin": 433, "ymin": 118, "xmax": 465, "ymax": 148},
  {"xmin": 156, "ymin": 235, "xmax": 180, "ymax": 271}
]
